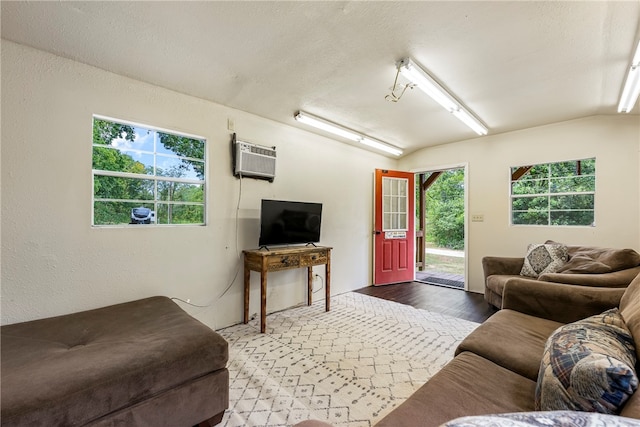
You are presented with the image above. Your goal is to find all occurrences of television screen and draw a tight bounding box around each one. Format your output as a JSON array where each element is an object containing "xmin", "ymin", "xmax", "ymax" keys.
[{"xmin": 259, "ymin": 199, "xmax": 322, "ymax": 247}]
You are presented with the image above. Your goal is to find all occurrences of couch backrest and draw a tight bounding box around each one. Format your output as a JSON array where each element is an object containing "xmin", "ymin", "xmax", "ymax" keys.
[
  {"xmin": 620, "ymin": 272, "xmax": 640, "ymax": 343},
  {"xmin": 619, "ymin": 272, "xmax": 640, "ymax": 419}
]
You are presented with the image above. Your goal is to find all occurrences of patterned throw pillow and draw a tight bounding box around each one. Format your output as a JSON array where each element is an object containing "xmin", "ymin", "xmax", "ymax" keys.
[
  {"xmin": 440, "ymin": 410, "xmax": 640, "ymax": 427},
  {"xmin": 535, "ymin": 308, "xmax": 638, "ymax": 414},
  {"xmin": 520, "ymin": 243, "xmax": 568, "ymax": 278}
]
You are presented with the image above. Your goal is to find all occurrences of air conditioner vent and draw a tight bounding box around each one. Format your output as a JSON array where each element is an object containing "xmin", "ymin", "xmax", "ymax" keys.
[{"xmin": 233, "ymin": 139, "xmax": 276, "ymax": 182}]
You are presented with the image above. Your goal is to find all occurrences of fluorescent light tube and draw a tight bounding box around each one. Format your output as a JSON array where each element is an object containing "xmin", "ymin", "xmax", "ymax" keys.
[
  {"xmin": 295, "ymin": 111, "xmax": 403, "ymax": 156},
  {"xmin": 618, "ymin": 40, "xmax": 640, "ymax": 113},
  {"xmin": 397, "ymin": 57, "xmax": 488, "ymax": 135},
  {"xmin": 294, "ymin": 112, "xmax": 361, "ymax": 141},
  {"xmin": 360, "ymin": 138, "xmax": 403, "ymax": 156},
  {"xmin": 452, "ymin": 109, "xmax": 488, "ymax": 136},
  {"xmin": 398, "ymin": 58, "xmax": 459, "ymax": 112}
]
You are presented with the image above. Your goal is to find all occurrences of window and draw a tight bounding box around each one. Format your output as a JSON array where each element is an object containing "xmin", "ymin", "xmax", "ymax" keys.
[
  {"xmin": 92, "ymin": 116, "xmax": 206, "ymax": 226},
  {"xmin": 510, "ymin": 158, "xmax": 595, "ymax": 226},
  {"xmin": 382, "ymin": 177, "xmax": 408, "ymax": 230}
]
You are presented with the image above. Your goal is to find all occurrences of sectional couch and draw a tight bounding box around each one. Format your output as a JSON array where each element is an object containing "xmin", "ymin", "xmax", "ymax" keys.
[
  {"xmin": 1, "ymin": 296, "xmax": 229, "ymax": 426},
  {"xmin": 483, "ymin": 243, "xmax": 640, "ymax": 308},
  {"xmin": 297, "ymin": 272, "xmax": 640, "ymax": 426}
]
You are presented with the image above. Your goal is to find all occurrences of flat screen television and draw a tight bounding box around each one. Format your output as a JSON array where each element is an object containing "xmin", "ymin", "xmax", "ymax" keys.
[{"xmin": 258, "ymin": 199, "xmax": 323, "ymax": 247}]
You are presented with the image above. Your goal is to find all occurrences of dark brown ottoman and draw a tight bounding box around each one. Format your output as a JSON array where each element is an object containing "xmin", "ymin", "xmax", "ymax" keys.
[{"xmin": 1, "ymin": 296, "xmax": 228, "ymax": 426}]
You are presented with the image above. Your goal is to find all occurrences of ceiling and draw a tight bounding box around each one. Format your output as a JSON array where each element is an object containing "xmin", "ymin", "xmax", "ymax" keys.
[{"xmin": 2, "ymin": 1, "xmax": 639, "ymax": 157}]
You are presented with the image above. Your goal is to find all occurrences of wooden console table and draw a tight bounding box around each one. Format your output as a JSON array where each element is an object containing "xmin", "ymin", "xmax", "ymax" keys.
[{"xmin": 243, "ymin": 246, "xmax": 332, "ymax": 333}]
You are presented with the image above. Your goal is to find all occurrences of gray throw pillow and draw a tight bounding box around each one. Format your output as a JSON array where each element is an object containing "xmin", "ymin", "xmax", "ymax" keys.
[{"xmin": 520, "ymin": 243, "xmax": 568, "ymax": 278}]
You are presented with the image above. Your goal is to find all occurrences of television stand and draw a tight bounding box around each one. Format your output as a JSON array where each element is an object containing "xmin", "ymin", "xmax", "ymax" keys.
[{"xmin": 243, "ymin": 245, "xmax": 332, "ymax": 333}]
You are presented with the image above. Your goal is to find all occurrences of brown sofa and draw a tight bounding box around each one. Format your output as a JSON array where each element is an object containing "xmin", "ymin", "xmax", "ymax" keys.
[
  {"xmin": 1, "ymin": 296, "xmax": 229, "ymax": 427},
  {"xmin": 297, "ymin": 272, "xmax": 640, "ymax": 427},
  {"xmin": 483, "ymin": 243, "xmax": 640, "ymax": 308}
]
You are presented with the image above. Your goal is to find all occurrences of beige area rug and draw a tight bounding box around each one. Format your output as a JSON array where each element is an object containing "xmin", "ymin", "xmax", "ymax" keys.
[{"xmin": 217, "ymin": 292, "xmax": 479, "ymax": 427}]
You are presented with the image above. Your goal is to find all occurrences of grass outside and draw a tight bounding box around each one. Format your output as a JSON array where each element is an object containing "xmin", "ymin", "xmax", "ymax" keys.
[{"xmin": 423, "ymin": 252, "xmax": 465, "ymax": 275}]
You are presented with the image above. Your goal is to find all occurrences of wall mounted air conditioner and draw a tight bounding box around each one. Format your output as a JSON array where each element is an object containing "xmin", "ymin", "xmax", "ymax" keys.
[{"xmin": 232, "ymin": 135, "xmax": 276, "ymax": 182}]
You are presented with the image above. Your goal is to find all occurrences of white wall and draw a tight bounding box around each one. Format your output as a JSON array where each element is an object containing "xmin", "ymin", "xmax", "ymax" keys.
[
  {"xmin": 0, "ymin": 41, "xmax": 397, "ymax": 328},
  {"xmin": 400, "ymin": 115, "xmax": 640, "ymax": 293}
]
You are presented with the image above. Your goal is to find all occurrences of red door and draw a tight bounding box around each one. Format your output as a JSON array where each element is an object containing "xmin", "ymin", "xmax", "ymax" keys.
[{"xmin": 373, "ymin": 169, "xmax": 415, "ymax": 285}]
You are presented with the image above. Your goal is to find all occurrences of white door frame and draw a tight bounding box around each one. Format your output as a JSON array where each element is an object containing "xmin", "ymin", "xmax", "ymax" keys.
[{"xmin": 410, "ymin": 162, "xmax": 469, "ymax": 291}]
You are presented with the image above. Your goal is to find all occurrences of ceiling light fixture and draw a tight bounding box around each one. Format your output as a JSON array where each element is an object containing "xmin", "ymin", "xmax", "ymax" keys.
[
  {"xmin": 397, "ymin": 58, "xmax": 488, "ymax": 136},
  {"xmin": 618, "ymin": 40, "xmax": 640, "ymax": 113},
  {"xmin": 294, "ymin": 111, "xmax": 403, "ymax": 156}
]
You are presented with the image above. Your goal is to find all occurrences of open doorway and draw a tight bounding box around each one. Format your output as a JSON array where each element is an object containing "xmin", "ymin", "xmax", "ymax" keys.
[{"xmin": 415, "ymin": 166, "xmax": 466, "ymax": 290}]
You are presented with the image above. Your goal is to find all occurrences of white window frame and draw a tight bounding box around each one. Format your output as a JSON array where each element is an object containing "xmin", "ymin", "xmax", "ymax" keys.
[
  {"xmin": 510, "ymin": 158, "xmax": 595, "ymax": 227},
  {"xmin": 92, "ymin": 115, "xmax": 207, "ymax": 227},
  {"xmin": 382, "ymin": 176, "xmax": 409, "ymax": 231}
]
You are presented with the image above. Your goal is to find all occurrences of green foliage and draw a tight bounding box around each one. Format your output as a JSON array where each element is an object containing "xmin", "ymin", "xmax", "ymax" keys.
[
  {"xmin": 92, "ymin": 118, "xmax": 205, "ymax": 225},
  {"xmin": 511, "ymin": 158, "xmax": 595, "ymax": 226},
  {"xmin": 423, "ymin": 169, "xmax": 465, "ymax": 250},
  {"xmin": 159, "ymin": 133, "xmax": 205, "ymax": 179}
]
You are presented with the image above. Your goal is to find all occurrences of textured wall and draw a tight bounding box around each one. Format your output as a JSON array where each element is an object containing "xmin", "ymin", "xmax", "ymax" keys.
[
  {"xmin": 400, "ymin": 115, "xmax": 640, "ymax": 293},
  {"xmin": 0, "ymin": 41, "xmax": 396, "ymax": 328}
]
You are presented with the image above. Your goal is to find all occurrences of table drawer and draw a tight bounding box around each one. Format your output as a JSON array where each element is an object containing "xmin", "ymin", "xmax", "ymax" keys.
[
  {"xmin": 267, "ymin": 254, "xmax": 301, "ymax": 271},
  {"xmin": 300, "ymin": 251, "xmax": 328, "ymax": 266}
]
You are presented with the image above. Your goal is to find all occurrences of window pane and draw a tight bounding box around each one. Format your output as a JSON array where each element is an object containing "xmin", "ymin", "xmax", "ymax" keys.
[
  {"xmin": 157, "ymin": 182, "xmax": 203, "ymax": 202},
  {"xmin": 525, "ymin": 164, "xmax": 549, "ymax": 179},
  {"xmin": 94, "ymin": 122, "xmax": 153, "ymax": 152},
  {"xmin": 550, "ymin": 160, "xmax": 580, "ymax": 177},
  {"xmin": 550, "ymin": 211, "xmax": 594, "ymax": 226},
  {"xmin": 550, "ymin": 194, "xmax": 594, "ymax": 210},
  {"xmin": 156, "ymin": 204, "xmax": 204, "ymax": 224},
  {"xmin": 550, "ymin": 176, "xmax": 595, "ymax": 193},
  {"xmin": 92, "ymin": 147, "xmax": 154, "ymax": 175},
  {"xmin": 512, "ymin": 211, "xmax": 548, "ymax": 225},
  {"xmin": 94, "ymin": 175, "xmax": 154, "ymax": 200},
  {"xmin": 157, "ymin": 133, "xmax": 205, "ymax": 160},
  {"xmin": 94, "ymin": 201, "xmax": 154, "ymax": 225},
  {"xmin": 399, "ymin": 197, "xmax": 407, "ymax": 213},
  {"xmin": 580, "ymin": 158, "xmax": 596, "ymax": 174},
  {"xmin": 398, "ymin": 180, "xmax": 406, "ymax": 196},
  {"xmin": 510, "ymin": 157, "xmax": 595, "ymax": 226},
  {"xmin": 511, "ymin": 179, "xmax": 548, "ymax": 195},
  {"xmin": 156, "ymin": 155, "xmax": 204, "ymax": 180},
  {"xmin": 512, "ymin": 196, "xmax": 548, "ymax": 211},
  {"xmin": 92, "ymin": 117, "xmax": 206, "ymax": 227}
]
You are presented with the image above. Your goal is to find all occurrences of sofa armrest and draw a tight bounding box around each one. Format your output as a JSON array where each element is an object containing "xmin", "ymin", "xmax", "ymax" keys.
[
  {"xmin": 502, "ymin": 277, "xmax": 625, "ymax": 324},
  {"xmin": 482, "ymin": 256, "xmax": 524, "ymax": 278},
  {"xmin": 539, "ymin": 266, "xmax": 640, "ymax": 287}
]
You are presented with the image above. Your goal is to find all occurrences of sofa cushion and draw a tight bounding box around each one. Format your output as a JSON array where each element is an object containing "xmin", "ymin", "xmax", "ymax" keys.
[
  {"xmin": 535, "ymin": 308, "xmax": 638, "ymax": 414},
  {"xmin": 456, "ymin": 309, "xmax": 562, "ymax": 381},
  {"xmin": 375, "ymin": 352, "xmax": 537, "ymax": 427},
  {"xmin": 558, "ymin": 246, "xmax": 640, "ymax": 274},
  {"xmin": 620, "ymin": 272, "xmax": 640, "ymax": 346},
  {"xmin": 440, "ymin": 410, "xmax": 640, "ymax": 427},
  {"xmin": 1, "ymin": 296, "xmax": 229, "ymax": 426},
  {"xmin": 485, "ymin": 274, "xmax": 521, "ymax": 299},
  {"xmin": 521, "ymin": 243, "xmax": 568, "ymax": 278}
]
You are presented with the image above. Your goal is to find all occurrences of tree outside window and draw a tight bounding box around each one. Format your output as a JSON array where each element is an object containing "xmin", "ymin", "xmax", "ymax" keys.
[
  {"xmin": 511, "ymin": 158, "xmax": 595, "ymax": 226},
  {"xmin": 92, "ymin": 117, "xmax": 206, "ymax": 226}
]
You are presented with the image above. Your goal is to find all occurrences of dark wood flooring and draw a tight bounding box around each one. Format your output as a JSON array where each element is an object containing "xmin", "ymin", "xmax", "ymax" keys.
[{"xmin": 354, "ymin": 281, "xmax": 496, "ymax": 323}]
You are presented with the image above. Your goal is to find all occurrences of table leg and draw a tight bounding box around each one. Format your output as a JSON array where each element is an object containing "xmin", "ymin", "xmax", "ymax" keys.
[
  {"xmin": 260, "ymin": 270, "xmax": 267, "ymax": 333},
  {"xmin": 243, "ymin": 264, "xmax": 250, "ymax": 324},
  {"xmin": 325, "ymin": 251, "xmax": 331, "ymax": 312},
  {"xmin": 307, "ymin": 267, "xmax": 313, "ymax": 306}
]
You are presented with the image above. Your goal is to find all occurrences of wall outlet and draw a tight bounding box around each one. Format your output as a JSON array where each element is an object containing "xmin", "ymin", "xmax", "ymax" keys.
[{"xmin": 471, "ymin": 214, "xmax": 484, "ymax": 222}]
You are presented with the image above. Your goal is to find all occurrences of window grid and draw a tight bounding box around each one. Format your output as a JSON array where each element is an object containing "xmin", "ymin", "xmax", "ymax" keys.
[
  {"xmin": 92, "ymin": 117, "xmax": 206, "ymax": 226},
  {"xmin": 510, "ymin": 159, "xmax": 595, "ymax": 226},
  {"xmin": 382, "ymin": 177, "xmax": 408, "ymax": 231}
]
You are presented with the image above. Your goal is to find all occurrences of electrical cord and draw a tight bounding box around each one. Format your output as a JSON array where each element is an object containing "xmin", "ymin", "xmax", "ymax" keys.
[
  {"xmin": 171, "ymin": 174, "xmax": 243, "ymax": 308},
  {"xmin": 385, "ymin": 66, "xmax": 414, "ymax": 103},
  {"xmin": 312, "ymin": 274, "xmax": 324, "ymax": 294}
]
